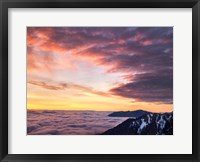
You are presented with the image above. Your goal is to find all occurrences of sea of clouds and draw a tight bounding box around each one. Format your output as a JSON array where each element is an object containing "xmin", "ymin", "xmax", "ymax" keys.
[{"xmin": 27, "ymin": 110, "xmax": 128, "ymax": 135}]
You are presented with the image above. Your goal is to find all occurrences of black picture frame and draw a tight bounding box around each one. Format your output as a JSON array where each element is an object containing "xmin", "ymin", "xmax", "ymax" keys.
[{"xmin": 0, "ymin": 0, "xmax": 199, "ymax": 161}]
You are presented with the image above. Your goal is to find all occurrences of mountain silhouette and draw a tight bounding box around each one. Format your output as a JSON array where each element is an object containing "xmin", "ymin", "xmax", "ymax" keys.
[
  {"xmin": 102, "ymin": 112, "xmax": 173, "ymax": 135},
  {"xmin": 108, "ymin": 110, "xmax": 149, "ymax": 118}
]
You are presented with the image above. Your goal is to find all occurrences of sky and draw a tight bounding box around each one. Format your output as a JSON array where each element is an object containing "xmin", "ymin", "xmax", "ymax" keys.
[{"xmin": 27, "ymin": 27, "xmax": 173, "ymax": 112}]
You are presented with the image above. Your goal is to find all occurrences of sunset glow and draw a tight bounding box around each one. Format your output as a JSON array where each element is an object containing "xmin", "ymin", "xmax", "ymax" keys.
[{"xmin": 27, "ymin": 27, "xmax": 173, "ymax": 112}]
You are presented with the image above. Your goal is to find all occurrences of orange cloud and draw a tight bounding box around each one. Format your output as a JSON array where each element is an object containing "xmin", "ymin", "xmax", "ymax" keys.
[
  {"xmin": 36, "ymin": 41, "xmax": 67, "ymax": 54},
  {"xmin": 27, "ymin": 50, "xmax": 78, "ymax": 75},
  {"xmin": 28, "ymin": 27, "xmax": 67, "ymax": 54},
  {"xmin": 28, "ymin": 80, "xmax": 111, "ymax": 97},
  {"xmin": 27, "ymin": 27, "xmax": 54, "ymax": 47},
  {"xmin": 28, "ymin": 80, "xmax": 68, "ymax": 90}
]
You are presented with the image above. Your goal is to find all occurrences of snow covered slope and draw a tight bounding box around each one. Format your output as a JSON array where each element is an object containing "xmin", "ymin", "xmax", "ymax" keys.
[{"xmin": 102, "ymin": 112, "xmax": 173, "ymax": 135}]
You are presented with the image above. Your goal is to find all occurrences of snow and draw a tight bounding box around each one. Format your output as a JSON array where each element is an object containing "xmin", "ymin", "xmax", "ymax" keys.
[
  {"xmin": 137, "ymin": 119, "xmax": 148, "ymax": 134},
  {"xmin": 156, "ymin": 115, "xmax": 159, "ymax": 122},
  {"xmin": 157, "ymin": 115, "xmax": 166, "ymax": 130},
  {"xmin": 166, "ymin": 115, "xmax": 172, "ymax": 121},
  {"xmin": 147, "ymin": 114, "xmax": 151, "ymax": 124},
  {"xmin": 129, "ymin": 121, "xmax": 135, "ymax": 128}
]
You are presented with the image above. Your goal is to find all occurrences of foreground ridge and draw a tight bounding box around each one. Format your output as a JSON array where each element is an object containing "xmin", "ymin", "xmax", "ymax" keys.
[{"xmin": 102, "ymin": 112, "xmax": 173, "ymax": 135}]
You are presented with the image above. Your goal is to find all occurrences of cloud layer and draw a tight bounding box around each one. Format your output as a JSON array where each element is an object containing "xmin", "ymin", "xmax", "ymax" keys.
[{"xmin": 27, "ymin": 110, "xmax": 127, "ymax": 135}]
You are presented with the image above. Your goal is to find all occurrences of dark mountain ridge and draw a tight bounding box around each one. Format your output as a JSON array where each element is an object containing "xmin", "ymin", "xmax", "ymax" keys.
[
  {"xmin": 102, "ymin": 112, "xmax": 173, "ymax": 135},
  {"xmin": 108, "ymin": 110, "xmax": 149, "ymax": 118}
]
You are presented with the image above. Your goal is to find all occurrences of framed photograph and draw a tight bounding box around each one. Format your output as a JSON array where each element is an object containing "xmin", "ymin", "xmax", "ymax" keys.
[{"xmin": 0, "ymin": 0, "xmax": 199, "ymax": 161}]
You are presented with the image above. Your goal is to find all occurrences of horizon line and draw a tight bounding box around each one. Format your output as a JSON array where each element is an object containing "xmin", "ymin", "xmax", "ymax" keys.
[{"xmin": 27, "ymin": 108, "xmax": 173, "ymax": 113}]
